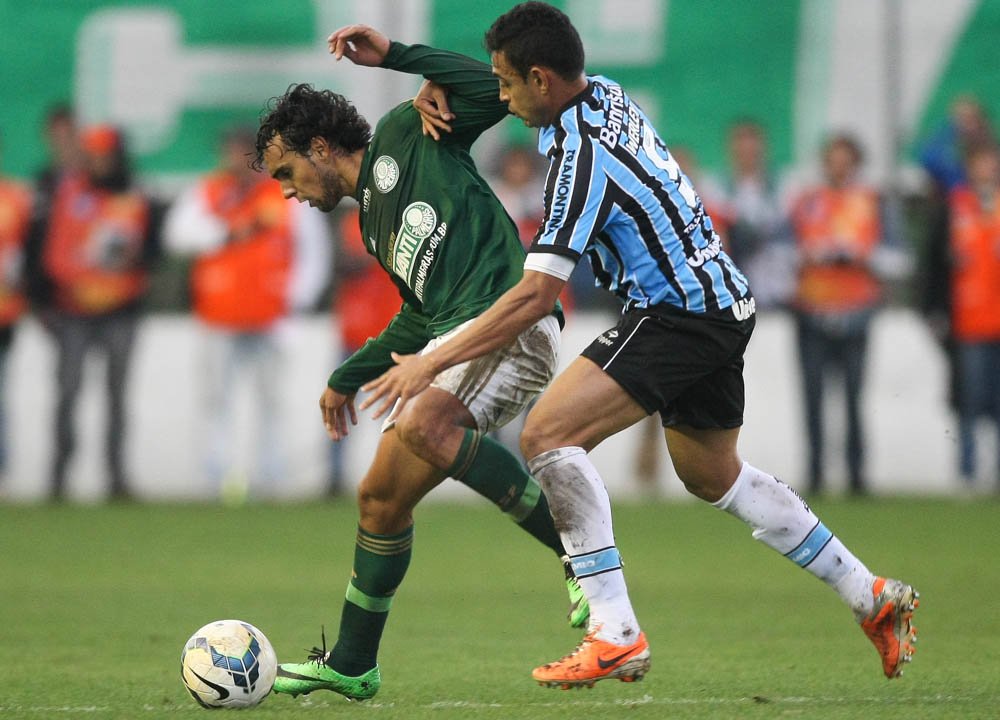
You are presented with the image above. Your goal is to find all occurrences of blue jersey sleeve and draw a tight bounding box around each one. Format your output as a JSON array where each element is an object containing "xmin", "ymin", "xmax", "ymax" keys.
[{"xmin": 530, "ymin": 111, "xmax": 606, "ymax": 261}]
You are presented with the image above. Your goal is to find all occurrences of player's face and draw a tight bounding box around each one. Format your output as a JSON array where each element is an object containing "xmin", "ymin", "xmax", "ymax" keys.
[
  {"xmin": 263, "ymin": 135, "xmax": 344, "ymax": 212},
  {"xmin": 491, "ymin": 51, "xmax": 550, "ymax": 128}
]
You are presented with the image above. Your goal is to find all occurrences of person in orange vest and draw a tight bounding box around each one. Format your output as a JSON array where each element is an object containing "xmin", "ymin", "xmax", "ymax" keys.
[
  {"xmin": 164, "ymin": 126, "xmax": 329, "ymax": 500},
  {"xmin": 33, "ymin": 105, "xmax": 81, "ymax": 227},
  {"xmin": 24, "ymin": 104, "xmax": 81, "ymax": 317},
  {"xmin": 790, "ymin": 135, "xmax": 886, "ymax": 495},
  {"xmin": 941, "ymin": 143, "xmax": 1000, "ymax": 490},
  {"xmin": 26, "ymin": 124, "xmax": 161, "ymax": 501},
  {"xmin": 0, "ymin": 131, "xmax": 32, "ymax": 491}
]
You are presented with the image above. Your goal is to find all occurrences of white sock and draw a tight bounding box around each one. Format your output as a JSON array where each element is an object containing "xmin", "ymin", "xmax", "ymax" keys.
[
  {"xmin": 713, "ymin": 462, "xmax": 876, "ymax": 615},
  {"xmin": 529, "ymin": 447, "xmax": 641, "ymax": 645}
]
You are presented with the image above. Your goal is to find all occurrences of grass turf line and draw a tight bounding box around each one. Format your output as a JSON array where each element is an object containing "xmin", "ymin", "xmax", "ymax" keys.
[{"xmin": 0, "ymin": 497, "xmax": 997, "ymax": 719}]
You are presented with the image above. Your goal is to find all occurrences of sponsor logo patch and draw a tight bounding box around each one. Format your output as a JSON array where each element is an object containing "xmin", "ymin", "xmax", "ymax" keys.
[
  {"xmin": 596, "ymin": 328, "xmax": 619, "ymax": 346},
  {"xmin": 373, "ymin": 155, "xmax": 399, "ymax": 193},
  {"xmin": 732, "ymin": 296, "xmax": 756, "ymax": 321},
  {"xmin": 546, "ymin": 149, "xmax": 576, "ymax": 233},
  {"xmin": 391, "ymin": 202, "xmax": 447, "ymax": 300}
]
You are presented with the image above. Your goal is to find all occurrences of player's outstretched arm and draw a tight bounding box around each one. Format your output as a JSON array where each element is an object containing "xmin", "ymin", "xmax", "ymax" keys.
[
  {"xmin": 327, "ymin": 302, "xmax": 432, "ymax": 411},
  {"xmin": 360, "ymin": 271, "xmax": 565, "ymax": 419},
  {"xmin": 327, "ymin": 24, "xmax": 390, "ymax": 66}
]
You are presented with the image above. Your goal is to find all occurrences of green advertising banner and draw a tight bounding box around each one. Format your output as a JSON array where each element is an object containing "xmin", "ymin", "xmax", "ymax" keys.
[
  {"xmin": 431, "ymin": 0, "xmax": 800, "ymax": 171},
  {"xmin": 0, "ymin": 1, "xmax": 997, "ymax": 184},
  {"xmin": 0, "ymin": 0, "xmax": 318, "ymax": 178},
  {"xmin": 0, "ymin": 0, "xmax": 798, "ymax": 181},
  {"xmin": 914, "ymin": 0, "xmax": 1000, "ymax": 143}
]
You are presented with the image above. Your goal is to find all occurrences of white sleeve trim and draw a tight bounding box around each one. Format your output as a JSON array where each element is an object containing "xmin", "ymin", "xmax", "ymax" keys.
[{"xmin": 524, "ymin": 252, "xmax": 577, "ymax": 281}]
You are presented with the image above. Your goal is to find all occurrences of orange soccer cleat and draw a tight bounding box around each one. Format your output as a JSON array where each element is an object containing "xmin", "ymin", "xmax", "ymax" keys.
[
  {"xmin": 532, "ymin": 630, "xmax": 650, "ymax": 689},
  {"xmin": 858, "ymin": 577, "xmax": 920, "ymax": 679}
]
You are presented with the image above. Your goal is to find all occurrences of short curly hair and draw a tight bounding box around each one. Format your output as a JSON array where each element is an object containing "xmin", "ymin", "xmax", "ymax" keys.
[
  {"xmin": 253, "ymin": 84, "xmax": 372, "ymax": 170},
  {"xmin": 484, "ymin": 2, "xmax": 584, "ymax": 81}
]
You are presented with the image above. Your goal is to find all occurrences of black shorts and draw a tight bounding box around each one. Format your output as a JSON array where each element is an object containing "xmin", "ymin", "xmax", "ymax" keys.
[{"xmin": 581, "ymin": 302, "xmax": 756, "ymax": 429}]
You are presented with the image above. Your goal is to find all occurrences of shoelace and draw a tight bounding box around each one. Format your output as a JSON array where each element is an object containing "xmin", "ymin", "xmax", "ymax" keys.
[
  {"xmin": 551, "ymin": 632, "xmax": 598, "ymax": 664},
  {"xmin": 306, "ymin": 626, "xmax": 329, "ymax": 664}
]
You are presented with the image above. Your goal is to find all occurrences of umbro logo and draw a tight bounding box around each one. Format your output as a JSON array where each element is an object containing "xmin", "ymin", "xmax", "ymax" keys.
[
  {"xmin": 596, "ymin": 329, "xmax": 619, "ymax": 347},
  {"xmin": 732, "ymin": 296, "xmax": 756, "ymax": 321}
]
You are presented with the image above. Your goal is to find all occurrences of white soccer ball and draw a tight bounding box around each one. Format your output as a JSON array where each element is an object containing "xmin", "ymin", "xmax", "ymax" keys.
[{"xmin": 180, "ymin": 619, "xmax": 277, "ymax": 708}]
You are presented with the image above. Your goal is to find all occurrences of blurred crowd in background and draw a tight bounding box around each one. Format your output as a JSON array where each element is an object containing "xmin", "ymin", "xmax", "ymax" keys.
[{"xmin": 0, "ymin": 91, "xmax": 998, "ymax": 503}]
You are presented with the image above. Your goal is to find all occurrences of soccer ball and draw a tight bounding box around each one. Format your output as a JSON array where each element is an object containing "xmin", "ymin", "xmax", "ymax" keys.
[{"xmin": 180, "ymin": 619, "xmax": 277, "ymax": 708}]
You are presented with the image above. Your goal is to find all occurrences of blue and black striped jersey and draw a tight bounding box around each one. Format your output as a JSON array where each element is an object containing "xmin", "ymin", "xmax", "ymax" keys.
[{"xmin": 527, "ymin": 76, "xmax": 751, "ymax": 315}]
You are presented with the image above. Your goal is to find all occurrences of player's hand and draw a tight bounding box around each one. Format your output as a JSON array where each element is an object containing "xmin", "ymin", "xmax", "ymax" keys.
[
  {"xmin": 414, "ymin": 80, "xmax": 455, "ymax": 140},
  {"xmin": 320, "ymin": 387, "xmax": 358, "ymax": 441},
  {"xmin": 327, "ymin": 24, "xmax": 391, "ymax": 66},
  {"xmin": 359, "ymin": 352, "xmax": 437, "ymax": 420}
]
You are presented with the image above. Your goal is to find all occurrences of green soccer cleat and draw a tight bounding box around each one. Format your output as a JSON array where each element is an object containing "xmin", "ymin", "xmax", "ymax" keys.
[
  {"xmin": 273, "ymin": 660, "xmax": 380, "ymax": 701},
  {"xmin": 272, "ymin": 632, "xmax": 381, "ymax": 701},
  {"xmin": 563, "ymin": 556, "xmax": 591, "ymax": 629}
]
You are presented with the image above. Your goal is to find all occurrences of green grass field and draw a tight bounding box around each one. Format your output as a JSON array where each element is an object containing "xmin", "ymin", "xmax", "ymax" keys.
[{"xmin": 1, "ymin": 497, "xmax": 998, "ymax": 719}]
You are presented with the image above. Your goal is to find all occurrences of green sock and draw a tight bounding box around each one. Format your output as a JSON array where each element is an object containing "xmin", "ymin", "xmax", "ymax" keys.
[
  {"xmin": 328, "ymin": 525, "xmax": 413, "ymax": 676},
  {"xmin": 446, "ymin": 429, "xmax": 565, "ymax": 556}
]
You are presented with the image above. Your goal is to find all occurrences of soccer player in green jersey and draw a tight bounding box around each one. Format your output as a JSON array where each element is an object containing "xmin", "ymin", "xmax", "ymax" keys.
[{"xmin": 252, "ymin": 25, "xmax": 587, "ymax": 701}]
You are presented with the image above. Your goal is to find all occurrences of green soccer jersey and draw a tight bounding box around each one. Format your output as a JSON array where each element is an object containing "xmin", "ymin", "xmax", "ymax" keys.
[{"xmin": 329, "ymin": 42, "xmax": 558, "ymax": 394}]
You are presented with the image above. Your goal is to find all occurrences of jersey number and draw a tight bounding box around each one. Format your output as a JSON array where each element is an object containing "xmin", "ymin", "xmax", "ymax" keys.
[{"xmin": 642, "ymin": 125, "xmax": 699, "ymax": 208}]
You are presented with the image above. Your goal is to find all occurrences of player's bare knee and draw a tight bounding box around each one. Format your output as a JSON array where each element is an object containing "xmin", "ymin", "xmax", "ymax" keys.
[
  {"xmin": 679, "ymin": 475, "xmax": 724, "ymax": 503},
  {"xmin": 357, "ymin": 482, "xmax": 409, "ymax": 534},
  {"xmin": 394, "ymin": 411, "xmax": 430, "ymax": 452},
  {"xmin": 521, "ymin": 403, "xmax": 568, "ymax": 458},
  {"xmin": 523, "ymin": 394, "xmax": 612, "ymax": 457},
  {"xmin": 395, "ymin": 411, "xmax": 447, "ymax": 464},
  {"xmin": 675, "ymin": 462, "xmax": 739, "ymax": 503},
  {"xmin": 520, "ymin": 418, "xmax": 555, "ymax": 461},
  {"xmin": 358, "ymin": 495, "xmax": 411, "ymax": 534}
]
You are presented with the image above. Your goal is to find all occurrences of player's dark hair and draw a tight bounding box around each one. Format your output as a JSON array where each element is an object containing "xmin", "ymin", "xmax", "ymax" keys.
[
  {"xmin": 253, "ymin": 84, "xmax": 371, "ymax": 170},
  {"xmin": 484, "ymin": 2, "xmax": 584, "ymax": 81}
]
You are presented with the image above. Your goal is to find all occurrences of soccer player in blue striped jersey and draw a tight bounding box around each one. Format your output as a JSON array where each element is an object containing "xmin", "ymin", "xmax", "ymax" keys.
[
  {"xmin": 530, "ymin": 74, "xmax": 749, "ymax": 316},
  {"xmin": 362, "ymin": 1, "xmax": 919, "ymax": 687}
]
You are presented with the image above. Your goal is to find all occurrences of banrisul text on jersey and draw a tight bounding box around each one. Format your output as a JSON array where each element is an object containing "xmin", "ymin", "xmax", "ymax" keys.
[{"xmin": 530, "ymin": 77, "xmax": 751, "ymax": 315}]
